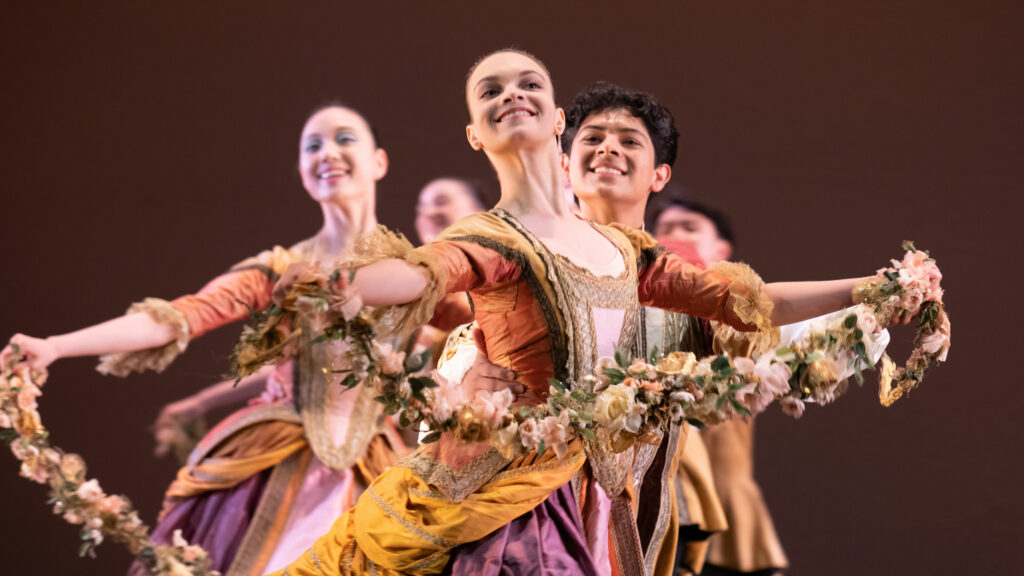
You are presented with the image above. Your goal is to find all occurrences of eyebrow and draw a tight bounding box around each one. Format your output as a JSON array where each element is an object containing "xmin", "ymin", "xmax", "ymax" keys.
[
  {"xmin": 303, "ymin": 127, "xmax": 359, "ymax": 139},
  {"xmin": 472, "ymin": 70, "xmax": 544, "ymax": 91},
  {"xmin": 580, "ymin": 124, "xmax": 649, "ymax": 138}
]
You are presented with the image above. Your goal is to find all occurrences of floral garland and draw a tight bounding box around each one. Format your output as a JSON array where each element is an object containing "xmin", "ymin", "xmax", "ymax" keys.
[
  {"xmin": 0, "ymin": 352, "xmax": 217, "ymax": 576},
  {"xmin": 854, "ymin": 241, "xmax": 950, "ymax": 406},
  {"xmin": 230, "ymin": 243, "xmax": 948, "ymax": 460},
  {"xmin": 432, "ymin": 302, "xmax": 885, "ymax": 459}
]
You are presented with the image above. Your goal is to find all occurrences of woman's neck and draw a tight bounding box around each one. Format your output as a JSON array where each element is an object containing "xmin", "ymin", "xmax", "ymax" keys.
[
  {"xmin": 492, "ymin": 141, "xmax": 570, "ymax": 221},
  {"xmin": 314, "ymin": 191, "xmax": 378, "ymax": 257}
]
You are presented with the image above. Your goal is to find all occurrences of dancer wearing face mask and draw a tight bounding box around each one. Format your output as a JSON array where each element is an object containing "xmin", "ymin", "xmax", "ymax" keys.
[
  {"xmin": 653, "ymin": 196, "xmax": 788, "ymax": 576},
  {"xmin": 2, "ymin": 105, "xmax": 407, "ymax": 575},
  {"xmin": 267, "ymin": 49, "xmax": 901, "ymax": 576}
]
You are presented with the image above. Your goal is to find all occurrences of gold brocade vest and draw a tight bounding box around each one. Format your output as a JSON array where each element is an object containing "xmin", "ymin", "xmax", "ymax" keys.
[
  {"xmin": 499, "ymin": 211, "xmax": 654, "ymax": 576},
  {"xmin": 232, "ymin": 239, "xmax": 386, "ymax": 473}
]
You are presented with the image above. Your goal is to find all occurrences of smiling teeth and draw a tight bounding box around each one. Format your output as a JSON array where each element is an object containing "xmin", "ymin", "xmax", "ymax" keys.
[
  {"xmin": 593, "ymin": 167, "xmax": 624, "ymax": 175},
  {"xmin": 320, "ymin": 171, "xmax": 345, "ymax": 179},
  {"xmin": 501, "ymin": 110, "xmax": 531, "ymax": 121}
]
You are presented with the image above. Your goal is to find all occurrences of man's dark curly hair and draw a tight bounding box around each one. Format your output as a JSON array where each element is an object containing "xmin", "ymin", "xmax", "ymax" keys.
[{"xmin": 560, "ymin": 82, "xmax": 679, "ymax": 167}]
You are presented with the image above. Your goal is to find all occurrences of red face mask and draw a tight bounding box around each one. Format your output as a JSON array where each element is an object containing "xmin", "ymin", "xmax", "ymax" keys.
[{"xmin": 657, "ymin": 237, "xmax": 705, "ymax": 268}]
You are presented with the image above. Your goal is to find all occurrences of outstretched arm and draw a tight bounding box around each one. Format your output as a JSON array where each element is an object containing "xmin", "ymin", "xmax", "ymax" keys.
[
  {"xmin": 153, "ymin": 366, "xmax": 272, "ymax": 457},
  {"xmin": 351, "ymin": 259, "xmax": 430, "ymax": 306},
  {"xmin": 763, "ymin": 277, "xmax": 866, "ymax": 326},
  {"xmin": 3, "ymin": 266, "xmax": 276, "ymax": 373},
  {"xmin": 2, "ymin": 312, "xmax": 178, "ymax": 370}
]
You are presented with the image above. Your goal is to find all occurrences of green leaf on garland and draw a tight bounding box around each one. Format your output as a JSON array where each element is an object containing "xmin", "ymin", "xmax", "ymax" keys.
[
  {"xmin": 843, "ymin": 314, "xmax": 858, "ymax": 329},
  {"xmin": 716, "ymin": 393, "xmax": 728, "ymax": 410},
  {"xmin": 729, "ymin": 395, "xmax": 752, "ymax": 417},
  {"xmin": 409, "ymin": 376, "xmax": 438, "ymax": 389},
  {"xmin": 411, "ymin": 386, "xmax": 428, "ymax": 404},
  {"xmin": 421, "ymin": 430, "xmax": 442, "ymax": 444},
  {"xmin": 686, "ymin": 418, "xmax": 706, "ymax": 430},
  {"xmin": 341, "ymin": 373, "xmax": 359, "ymax": 389},
  {"xmin": 710, "ymin": 355, "xmax": 731, "ymax": 372},
  {"xmin": 0, "ymin": 429, "xmax": 17, "ymax": 445},
  {"xmin": 604, "ymin": 368, "xmax": 627, "ymax": 383},
  {"xmin": 548, "ymin": 378, "xmax": 566, "ymax": 394},
  {"xmin": 614, "ymin": 349, "xmax": 629, "ymax": 368}
]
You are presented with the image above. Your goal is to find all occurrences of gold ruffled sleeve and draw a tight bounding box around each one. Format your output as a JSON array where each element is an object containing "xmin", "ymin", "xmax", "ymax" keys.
[
  {"xmin": 708, "ymin": 261, "xmax": 780, "ymax": 356},
  {"xmin": 340, "ymin": 220, "xmax": 522, "ymax": 338},
  {"xmin": 337, "ymin": 226, "xmax": 449, "ymax": 338},
  {"xmin": 96, "ymin": 244, "xmax": 305, "ymax": 378},
  {"xmin": 96, "ymin": 298, "xmax": 191, "ymax": 377}
]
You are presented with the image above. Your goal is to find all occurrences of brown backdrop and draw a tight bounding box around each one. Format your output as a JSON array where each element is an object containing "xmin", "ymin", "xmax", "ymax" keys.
[{"xmin": 1, "ymin": 2, "xmax": 1020, "ymax": 574}]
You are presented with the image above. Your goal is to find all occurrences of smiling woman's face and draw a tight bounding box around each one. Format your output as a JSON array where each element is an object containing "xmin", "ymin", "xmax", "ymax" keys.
[
  {"xmin": 465, "ymin": 51, "xmax": 561, "ymax": 154},
  {"xmin": 298, "ymin": 106, "xmax": 386, "ymax": 203}
]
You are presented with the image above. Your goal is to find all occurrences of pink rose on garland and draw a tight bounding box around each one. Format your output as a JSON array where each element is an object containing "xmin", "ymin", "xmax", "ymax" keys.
[
  {"xmin": 735, "ymin": 377, "xmax": 779, "ymax": 416},
  {"xmin": 428, "ymin": 373, "xmax": 464, "ymax": 422},
  {"xmin": 639, "ymin": 379, "xmax": 664, "ymax": 392},
  {"xmin": 536, "ymin": 410, "xmax": 571, "ymax": 459},
  {"xmin": 75, "ymin": 479, "xmax": 104, "ymax": 503},
  {"xmin": 856, "ymin": 308, "xmax": 879, "ymax": 334},
  {"xmin": 732, "ymin": 356, "xmax": 756, "ymax": 377},
  {"xmin": 781, "ymin": 396, "xmax": 806, "ymax": 418},
  {"xmin": 518, "ymin": 419, "xmax": 540, "ymax": 448},
  {"xmin": 17, "ymin": 385, "xmax": 40, "ymax": 411},
  {"xmin": 63, "ymin": 511, "xmax": 85, "ymax": 525},
  {"xmin": 920, "ymin": 315, "xmax": 951, "ymax": 362},
  {"xmin": 754, "ymin": 354, "xmax": 792, "ymax": 398},
  {"xmin": 371, "ymin": 341, "xmax": 406, "ymax": 376},
  {"xmin": 470, "ymin": 388, "xmax": 514, "ymax": 428},
  {"xmin": 627, "ymin": 359, "xmax": 655, "ymax": 375},
  {"xmin": 100, "ymin": 494, "xmax": 128, "ymax": 515},
  {"xmin": 594, "ymin": 357, "xmax": 618, "ymax": 387}
]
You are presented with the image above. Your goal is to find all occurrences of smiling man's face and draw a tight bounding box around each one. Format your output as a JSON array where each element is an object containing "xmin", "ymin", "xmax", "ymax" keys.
[{"xmin": 566, "ymin": 107, "xmax": 669, "ymax": 213}]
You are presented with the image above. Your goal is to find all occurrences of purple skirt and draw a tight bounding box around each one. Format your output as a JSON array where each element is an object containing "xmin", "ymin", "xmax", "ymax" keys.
[
  {"xmin": 127, "ymin": 469, "xmax": 271, "ymax": 575},
  {"xmin": 442, "ymin": 481, "xmax": 601, "ymax": 576}
]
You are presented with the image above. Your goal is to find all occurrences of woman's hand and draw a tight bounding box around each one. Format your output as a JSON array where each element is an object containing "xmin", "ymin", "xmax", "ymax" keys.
[
  {"xmin": 153, "ymin": 395, "xmax": 204, "ymax": 457},
  {"xmin": 154, "ymin": 395, "xmax": 204, "ymax": 432},
  {"xmin": 1, "ymin": 334, "xmax": 59, "ymax": 371},
  {"xmin": 272, "ymin": 261, "xmax": 321, "ymax": 307}
]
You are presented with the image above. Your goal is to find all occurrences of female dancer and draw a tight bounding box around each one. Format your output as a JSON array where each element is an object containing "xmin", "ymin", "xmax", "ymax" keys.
[
  {"xmin": 1, "ymin": 104, "xmax": 406, "ymax": 575},
  {"xmin": 268, "ymin": 49, "xmax": 890, "ymax": 576}
]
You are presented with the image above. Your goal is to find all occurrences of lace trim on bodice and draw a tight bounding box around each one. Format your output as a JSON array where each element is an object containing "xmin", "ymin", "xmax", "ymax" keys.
[{"xmin": 494, "ymin": 209, "xmax": 639, "ymax": 383}]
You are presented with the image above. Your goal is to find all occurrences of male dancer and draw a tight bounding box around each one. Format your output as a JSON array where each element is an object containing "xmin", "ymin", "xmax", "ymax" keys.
[{"xmin": 651, "ymin": 194, "xmax": 788, "ymax": 575}]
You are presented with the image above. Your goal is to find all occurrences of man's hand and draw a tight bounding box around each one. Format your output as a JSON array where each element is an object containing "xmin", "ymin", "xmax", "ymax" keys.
[{"xmin": 462, "ymin": 328, "xmax": 524, "ymax": 397}]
